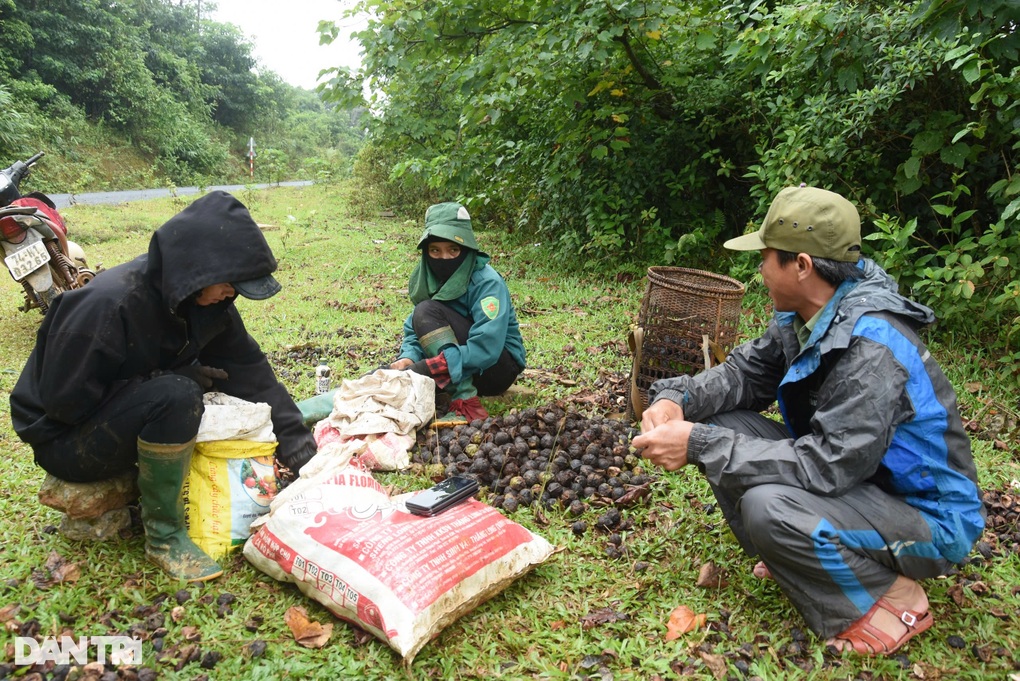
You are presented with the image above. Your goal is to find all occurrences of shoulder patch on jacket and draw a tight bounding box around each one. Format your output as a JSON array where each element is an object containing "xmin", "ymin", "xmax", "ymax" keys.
[{"xmin": 480, "ymin": 296, "xmax": 499, "ymax": 319}]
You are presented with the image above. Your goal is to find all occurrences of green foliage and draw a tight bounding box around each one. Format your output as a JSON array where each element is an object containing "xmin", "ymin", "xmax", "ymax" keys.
[
  {"xmin": 0, "ymin": 82, "xmax": 30, "ymax": 150},
  {"xmin": 328, "ymin": 0, "xmax": 1020, "ymax": 354},
  {"xmin": 327, "ymin": 0, "xmax": 748, "ymax": 271},
  {"xmin": 0, "ymin": 0, "xmax": 366, "ymax": 185}
]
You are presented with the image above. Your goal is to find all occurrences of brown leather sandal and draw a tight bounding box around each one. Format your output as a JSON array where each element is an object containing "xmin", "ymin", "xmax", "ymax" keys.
[{"xmin": 831, "ymin": 598, "xmax": 933, "ymax": 655}]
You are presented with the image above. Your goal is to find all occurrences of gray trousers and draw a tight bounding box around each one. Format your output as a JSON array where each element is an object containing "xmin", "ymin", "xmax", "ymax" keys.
[{"xmin": 706, "ymin": 410, "xmax": 954, "ymax": 638}]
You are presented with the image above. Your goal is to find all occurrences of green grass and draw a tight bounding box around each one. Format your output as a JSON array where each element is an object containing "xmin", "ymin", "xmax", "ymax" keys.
[{"xmin": 1, "ymin": 184, "xmax": 1017, "ymax": 680}]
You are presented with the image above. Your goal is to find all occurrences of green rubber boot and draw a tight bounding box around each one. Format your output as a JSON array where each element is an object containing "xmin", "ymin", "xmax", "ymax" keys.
[{"xmin": 136, "ymin": 437, "xmax": 223, "ymax": 582}]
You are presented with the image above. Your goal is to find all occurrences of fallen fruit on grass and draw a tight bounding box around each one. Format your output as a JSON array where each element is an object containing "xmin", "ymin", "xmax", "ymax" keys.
[{"xmin": 245, "ymin": 640, "xmax": 268, "ymax": 658}]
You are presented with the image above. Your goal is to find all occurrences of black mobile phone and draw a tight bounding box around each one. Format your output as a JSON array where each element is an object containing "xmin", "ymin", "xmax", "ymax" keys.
[{"xmin": 405, "ymin": 475, "xmax": 479, "ymax": 517}]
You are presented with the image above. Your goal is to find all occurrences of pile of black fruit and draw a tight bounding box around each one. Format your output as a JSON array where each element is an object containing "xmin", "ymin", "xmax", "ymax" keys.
[
  {"xmin": 411, "ymin": 406, "xmax": 655, "ymax": 513},
  {"xmin": 977, "ymin": 488, "xmax": 1020, "ymax": 558}
]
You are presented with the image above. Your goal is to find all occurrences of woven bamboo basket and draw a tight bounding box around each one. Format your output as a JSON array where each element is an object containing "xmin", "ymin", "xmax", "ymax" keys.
[{"xmin": 627, "ymin": 267, "xmax": 745, "ymax": 419}]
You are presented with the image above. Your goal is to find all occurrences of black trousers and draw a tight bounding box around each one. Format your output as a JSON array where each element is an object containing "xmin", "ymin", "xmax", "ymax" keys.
[
  {"xmin": 411, "ymin": 299, "xmax": 521, "ymax": 396},
  {"xmin": 32, "ymin": 375, "xmax": 205, "ymax": 483}
]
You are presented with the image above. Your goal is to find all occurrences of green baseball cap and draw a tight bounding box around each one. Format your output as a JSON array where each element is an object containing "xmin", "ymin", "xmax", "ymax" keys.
[
  {"xmin": 724, "ymin": 186, "xmax": 862, "ymax": 262},
  {"xmin": 416, "ymin": 202, "xmax": 479, "ymax": 250}
]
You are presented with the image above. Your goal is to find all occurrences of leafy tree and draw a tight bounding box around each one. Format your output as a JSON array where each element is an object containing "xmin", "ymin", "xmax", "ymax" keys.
[
  {"xmin": 1, "ymin": 0, "xmax": 366, "ymax": 184},
  {"xmin": 328, "ymin": 0, "xmax": 1020, "ymax": 356},
  {"xmin": 0, "ymin": 0, "xmax": 31, "ymax": 79},
  {"xmin": 0, "ymin": 83, "xmax": 31, "ymax": 151}
]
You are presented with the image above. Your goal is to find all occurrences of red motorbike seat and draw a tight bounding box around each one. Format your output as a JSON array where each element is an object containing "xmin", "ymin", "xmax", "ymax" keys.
[{"xmin": 12, "ymin": 197, "xmax": 67, "ymax": 238}]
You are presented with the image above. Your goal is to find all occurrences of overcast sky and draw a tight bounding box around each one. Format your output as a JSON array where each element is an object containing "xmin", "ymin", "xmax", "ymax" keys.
[{"xmin": 208, "ymin": 0, "xmax": 365, "ymax": 90}]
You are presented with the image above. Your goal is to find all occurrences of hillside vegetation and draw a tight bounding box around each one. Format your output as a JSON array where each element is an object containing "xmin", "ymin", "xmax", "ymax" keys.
[
  {"xmin": 319, "ymin": 0, "xmax": 1020, "ymax": 380},
  {"xmin": 0, "ymin": 0, "xmax": 366, "ymax": 190}
]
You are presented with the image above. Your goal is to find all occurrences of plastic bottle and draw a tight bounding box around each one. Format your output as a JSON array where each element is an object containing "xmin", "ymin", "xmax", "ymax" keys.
[{"xmin": 315, "ymin": 359, "xmax": 332, "ymax": 395}]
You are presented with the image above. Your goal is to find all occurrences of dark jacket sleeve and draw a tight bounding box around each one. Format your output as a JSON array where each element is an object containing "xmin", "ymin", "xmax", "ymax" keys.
[
  {"xmin": 197, "ymin": 309, "xmax": 315, "ymax": 473},
  {"xmin": 685, "ymin": 336, "xmax": 913, "ymax": 497}
]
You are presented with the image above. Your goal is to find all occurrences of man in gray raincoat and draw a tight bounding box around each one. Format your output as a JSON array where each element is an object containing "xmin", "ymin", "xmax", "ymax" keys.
[{"xmin": 633, "ymin": 186, "xmax": 984, "ymax": 655}]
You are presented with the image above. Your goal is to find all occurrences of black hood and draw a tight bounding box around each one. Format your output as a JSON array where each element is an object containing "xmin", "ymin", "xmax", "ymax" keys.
[{"xmin": 145, "ymin": 191, "xmax": 277, "ymax": 310}]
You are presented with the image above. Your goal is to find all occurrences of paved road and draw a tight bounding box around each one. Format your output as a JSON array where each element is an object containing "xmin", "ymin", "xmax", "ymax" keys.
[{"xmin": 48, "ymin": 180, "xmax": 313, "ymax": 209}]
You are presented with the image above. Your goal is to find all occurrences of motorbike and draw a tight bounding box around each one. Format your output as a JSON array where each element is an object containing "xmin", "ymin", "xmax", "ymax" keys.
[{"xmin": 0, "ymin": 152, "xmax": 99, "ymax": 314}]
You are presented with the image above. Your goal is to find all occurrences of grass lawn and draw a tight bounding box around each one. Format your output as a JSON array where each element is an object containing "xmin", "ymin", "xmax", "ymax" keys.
[{"xmin": 1, "ymin": 184, "xmax": 1017, "ymax": 680}]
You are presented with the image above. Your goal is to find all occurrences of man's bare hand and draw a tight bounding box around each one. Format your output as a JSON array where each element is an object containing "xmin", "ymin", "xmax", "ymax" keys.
[
  {"xmin": 640, "ymin": 398, "xmax": 685, "ymax": 431},
  {"xmin": 389, "ymin": 358, "xmax": 414, "ymax": 370},
  {"xmin": 632, "ymin": 418, "xmax": 692, "ymax": 471}
]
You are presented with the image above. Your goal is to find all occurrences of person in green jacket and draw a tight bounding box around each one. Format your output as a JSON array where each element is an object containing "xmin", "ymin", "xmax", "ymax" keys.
[{"xmin": 387, "ymin": 202, "xmax": 526, "ymax": 422}]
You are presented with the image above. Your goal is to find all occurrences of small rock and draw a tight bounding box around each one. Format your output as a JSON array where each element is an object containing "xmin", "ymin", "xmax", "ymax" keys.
[
  {"xmin": 59, "ymin": 507, "xmax": 132, "ymax": 541},
  {"xmin": 38, "ymin": 472, "xmax": 138, "ymax": 519}
]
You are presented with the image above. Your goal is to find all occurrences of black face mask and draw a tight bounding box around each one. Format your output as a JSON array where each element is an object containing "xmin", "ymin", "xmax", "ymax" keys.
[{"xmin": 426, "ymin": 249, "xmax": 468, "ymax": 284}]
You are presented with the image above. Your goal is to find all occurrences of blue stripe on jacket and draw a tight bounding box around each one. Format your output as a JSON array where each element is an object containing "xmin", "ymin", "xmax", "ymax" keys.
[{"xmin": 852, "ymin": 316, "xmax": 984, "ymax": 562}]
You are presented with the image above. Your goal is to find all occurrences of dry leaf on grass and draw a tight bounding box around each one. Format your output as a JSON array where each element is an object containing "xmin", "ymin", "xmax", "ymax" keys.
[
  {"xmin": 33, "ymin": 551, "xmax": 81, "ymax": 588},
  {"xmin": 664, "ymin": 605, "xmax": 706, "ymax": 641},
  {"xmin": 580, "ymin": 607, "xmax": 630, "ymax": 630},
  {"xmin": 46, "ymin": 551, "xmax": 81, "ymax": 584},
  {"xmin": 699, "ymin": 651, "xmax": 727, "ymax": 679},
  {"xmin": 695, "ymin": 562, "xmax": 728, "ymax": 589},
  {"xmin": 947, "ymin": 582, "xmax": 966, "ymax": 606},
  {"xmin": 614, "ymin": 482, "xmax": 651, "ymax": 507},
  {"xmin": 284, "ymin": 606, "xmax": 333, "ymax": 648}
]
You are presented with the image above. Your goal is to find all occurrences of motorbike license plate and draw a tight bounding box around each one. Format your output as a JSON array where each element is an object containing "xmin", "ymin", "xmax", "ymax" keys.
[{"xmin": 5, "ymin": 239, "xmax": 49, "ymax": 280}]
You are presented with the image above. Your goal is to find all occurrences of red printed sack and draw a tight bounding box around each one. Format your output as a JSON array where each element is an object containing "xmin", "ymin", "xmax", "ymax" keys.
[{"xmin": 243, "ymin": 462, "xmax": 555, "ymax": 663}]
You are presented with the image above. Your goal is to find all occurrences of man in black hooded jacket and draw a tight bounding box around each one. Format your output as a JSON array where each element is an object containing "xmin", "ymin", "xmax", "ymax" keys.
[{"xmin": 10, "ymin": 191, "xmax": 316, "ymax": 582}]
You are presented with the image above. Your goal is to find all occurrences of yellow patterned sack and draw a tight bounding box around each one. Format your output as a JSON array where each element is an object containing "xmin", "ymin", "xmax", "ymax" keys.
[{"xmin": 185, "ymin": 439, "xmax": 279, "ymax": 560}]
